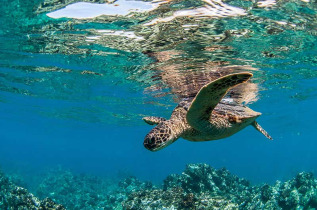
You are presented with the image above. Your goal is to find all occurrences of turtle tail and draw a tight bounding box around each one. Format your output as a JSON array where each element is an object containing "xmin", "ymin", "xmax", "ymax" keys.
[{"xmin": 252, "ymin": 121, "xmax": 273, "ymax": 140}]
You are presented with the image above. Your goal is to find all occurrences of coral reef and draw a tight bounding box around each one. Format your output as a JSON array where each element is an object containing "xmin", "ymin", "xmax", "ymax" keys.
[
  {"xmin": 245, "ymin": 172, "xmax": 317, "ymax": 209},
  {"xmin": 0, "ymin": 171, "xmax": 64, "ymax": 209},
  {"xmin": 2, "ymin": 164, "xmax": 317, "ymax": 209},
  {"xmin": 123, "ymin": 164, "xmax": 251, "ymax": 209},
  {"xmin": 35, "ymin": 168, "xmax": 153, "ymax": 209},
  {"xmin": 123, "ymin": 164, "xmax": 317, "ymax": 209},
  {"xmin": 36, "ymin": 168, "xmax": 115, "ymax": 209}
]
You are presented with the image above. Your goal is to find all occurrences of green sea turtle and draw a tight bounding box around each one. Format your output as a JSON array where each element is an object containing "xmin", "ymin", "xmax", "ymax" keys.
[{"xmin": 143, "ymin": 72, "xmax": 272, "ymax": 151}]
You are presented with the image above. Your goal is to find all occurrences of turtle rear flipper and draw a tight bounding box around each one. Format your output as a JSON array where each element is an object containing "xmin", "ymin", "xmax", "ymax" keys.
[
  {"xmin": 186, "ymin": 72, "xmax": 253, "ymax": 132},
  {"xmin": 143, "ymin": 116, "xmax": 167, "ymax": 125},
  {"xmin": 252, "ymin": 121, "xmax": 273, "ymax": 140}
]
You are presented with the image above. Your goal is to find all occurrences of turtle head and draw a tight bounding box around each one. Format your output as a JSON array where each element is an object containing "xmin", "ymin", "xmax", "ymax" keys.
[{"xmin": 144, "ymin": 121, "xmax": 179, "ymax": 152}]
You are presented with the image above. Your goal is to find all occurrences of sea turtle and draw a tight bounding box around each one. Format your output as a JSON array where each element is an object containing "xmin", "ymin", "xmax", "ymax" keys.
[{"xmin": 143, "ymin": 72, "xmax": 272, "ymax": 151}]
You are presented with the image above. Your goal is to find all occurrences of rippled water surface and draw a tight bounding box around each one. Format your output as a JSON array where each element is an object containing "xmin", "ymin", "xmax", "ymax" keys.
[{"xmin": 1, "ymin": 0, "xmax": 317, "ymax": 187}]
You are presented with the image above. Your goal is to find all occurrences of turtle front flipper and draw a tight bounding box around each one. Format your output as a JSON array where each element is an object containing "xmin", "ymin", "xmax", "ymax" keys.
[
  {"xmin": 143, "ymin": 116, "xmax": 167, "ymax": 125},
  {"xmin": 186, "ymin": 72, "xmax": 253, "ymax": 132}
]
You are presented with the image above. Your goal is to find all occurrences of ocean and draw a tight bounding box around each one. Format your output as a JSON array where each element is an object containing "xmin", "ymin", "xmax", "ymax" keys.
[{"xmin": 1, "ymin": 0, "xmax": 317, "ymax": 209}]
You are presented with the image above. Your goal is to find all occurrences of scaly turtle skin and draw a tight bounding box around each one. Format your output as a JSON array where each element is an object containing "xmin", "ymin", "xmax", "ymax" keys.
[{"xmin": 143, "ymin": 72, "xmax": 272, "ymax": 151}]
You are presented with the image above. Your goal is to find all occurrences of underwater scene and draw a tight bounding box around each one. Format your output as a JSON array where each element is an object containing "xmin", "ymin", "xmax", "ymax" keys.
[{"xmin": 1, "ymin": 0, "xmax": 317, "ymax": 209}]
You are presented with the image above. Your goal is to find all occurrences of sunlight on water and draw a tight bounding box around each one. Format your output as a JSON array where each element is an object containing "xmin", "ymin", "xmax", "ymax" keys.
[{"xmin": 16, "ymin": 0, "xmax": 317, "ymax": 124}]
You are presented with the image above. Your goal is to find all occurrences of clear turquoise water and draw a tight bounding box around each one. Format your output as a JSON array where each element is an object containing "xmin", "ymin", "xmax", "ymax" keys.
[{"xmin": 1, "ymin": 0, "xmax": 317, "ymax": 187}]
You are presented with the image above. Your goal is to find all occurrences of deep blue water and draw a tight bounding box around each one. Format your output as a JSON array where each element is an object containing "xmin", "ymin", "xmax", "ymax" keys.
[
  {"xmin": 2, "ymin": 85, "xmax": 317, "ymax": 185},
  {"xmin": 1, "ymin": 0, "xmax": 317, "ymax": 189}
]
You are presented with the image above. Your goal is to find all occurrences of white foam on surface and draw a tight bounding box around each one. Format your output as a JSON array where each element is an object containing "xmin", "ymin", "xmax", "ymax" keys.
[
  {"xmin": 47, "ymin": 0, "xmax": 160, "ymax": 19},
  {"xmin": 257, "ymin": 0, "xmax": 276, "ymax": 8}
]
